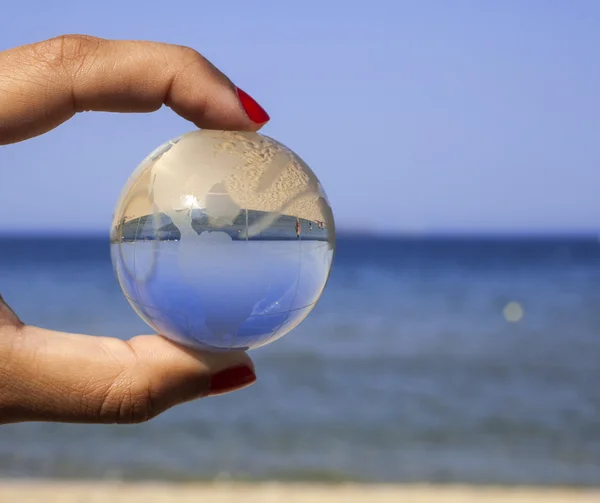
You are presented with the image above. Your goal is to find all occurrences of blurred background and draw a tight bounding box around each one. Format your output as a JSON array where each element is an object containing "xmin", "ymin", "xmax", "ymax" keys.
[{"xmin": 1, "ymin": 0, "xmax": 600, "ymax": 489}]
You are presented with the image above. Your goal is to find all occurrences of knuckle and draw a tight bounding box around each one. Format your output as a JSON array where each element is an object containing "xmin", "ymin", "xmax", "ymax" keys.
[
  {"xmin": 99, "ymin": 374, "xmax": 158, "ymax": 424},
  {"xmin": 173, "ymin": 44, "xmax": 216, "ymax": 75},
  {"xmin": 32, "ymin": 34, "xmax": 102, "ymax": 74},
  {"xmin": 177, "ymin": 44, "xmax": 205, "ymax": 63}
]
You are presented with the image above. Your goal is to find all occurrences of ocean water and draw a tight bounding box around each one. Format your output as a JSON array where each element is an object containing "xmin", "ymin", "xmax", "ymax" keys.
[{"xmin": 0, "ymin": 235, "xmax": 599, "ymax": 486}]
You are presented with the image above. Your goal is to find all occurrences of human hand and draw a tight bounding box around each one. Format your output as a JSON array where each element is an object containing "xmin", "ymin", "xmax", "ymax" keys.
[{"xmin": 0, "ymin": 35, "xmax": 270, "ymax": 424}]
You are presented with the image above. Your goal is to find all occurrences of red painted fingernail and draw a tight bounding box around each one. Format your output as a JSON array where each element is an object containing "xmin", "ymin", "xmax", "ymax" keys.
[
  {"xmin": 208, "ymin": 365, "xmax": 256, "ymax": 396},
  {"xmin": 236, "ymin": 87, "xmax": 270, "ymax": 124}
]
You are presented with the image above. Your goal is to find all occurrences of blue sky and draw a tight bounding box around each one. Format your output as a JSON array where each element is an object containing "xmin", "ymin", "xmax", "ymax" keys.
[{"xmin": 1, "ymin": 0, "xmax": 599, "ymax": 234}]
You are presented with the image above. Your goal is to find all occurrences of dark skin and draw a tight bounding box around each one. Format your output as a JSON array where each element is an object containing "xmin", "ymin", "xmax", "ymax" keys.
[{"xmin": 0, "ymin": 35, "xmax": 267, "ymax": 425}]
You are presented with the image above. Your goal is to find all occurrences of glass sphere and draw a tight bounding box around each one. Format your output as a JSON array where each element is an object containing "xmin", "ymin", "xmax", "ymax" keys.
[{"xmin": 110, "ymin": 130, "xmax": 335, "ymax": 351}]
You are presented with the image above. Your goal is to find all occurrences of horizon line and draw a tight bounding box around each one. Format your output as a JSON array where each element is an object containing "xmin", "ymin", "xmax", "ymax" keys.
[{"xmin": 1, "ymin": 229, "xmax": 600, "ymax": 240}]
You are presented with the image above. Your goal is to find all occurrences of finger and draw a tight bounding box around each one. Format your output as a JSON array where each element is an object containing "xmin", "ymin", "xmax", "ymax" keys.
[
  {"xmin": 0, "ymin": 294, "xmax": 22, "ymax": 329},
  {"xmin": 0, "ymin": 34, "xmax": 270, "ymax": 145},
  {"xmin": 0, "ymin": 305, "xmax": 255, "ymax": 424}
]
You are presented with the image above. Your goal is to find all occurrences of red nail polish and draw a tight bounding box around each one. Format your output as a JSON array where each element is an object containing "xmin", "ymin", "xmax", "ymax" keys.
[
  {"xmin": 236, "ymin": 87, "xmax": 270, "ymax": 124},
  {"xmin": 208, "ymin": 365, "xmax": 256, "ymax": 396}
]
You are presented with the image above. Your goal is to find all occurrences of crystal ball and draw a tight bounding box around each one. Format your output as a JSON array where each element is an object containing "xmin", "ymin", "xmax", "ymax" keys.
[{"xmin": 110, "ymin": 130, "xmax": 335, "ymax": 351}]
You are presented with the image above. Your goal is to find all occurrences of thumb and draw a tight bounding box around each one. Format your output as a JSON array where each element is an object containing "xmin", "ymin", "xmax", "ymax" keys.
[
  {"xmin": 0, "ymin": 297, "xmax": 255, "ymax": 424},
  {"xmin": 124, "ymin": 334, "xmax": 257, "ymax": 421}
]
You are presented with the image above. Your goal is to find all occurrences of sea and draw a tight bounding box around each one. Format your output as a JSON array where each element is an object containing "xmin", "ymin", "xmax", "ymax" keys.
[{"xmin": 0, "ymin": 234, "xmax": 599, "ymax": 486}]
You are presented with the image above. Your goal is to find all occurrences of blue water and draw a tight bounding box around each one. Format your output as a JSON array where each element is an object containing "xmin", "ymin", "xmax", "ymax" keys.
[
  {"xmin": 112, "ymin": 239, "xmax": 333, "ymax": 350},
  {"xmin": 1, "ymin": 235, "xmax": 600, "ymax": 486}
]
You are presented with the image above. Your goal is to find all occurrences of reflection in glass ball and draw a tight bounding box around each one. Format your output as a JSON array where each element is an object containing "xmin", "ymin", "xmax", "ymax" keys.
[{"xmin": 110, "ymin": 130, "xmax": 335, "ymax": 351}]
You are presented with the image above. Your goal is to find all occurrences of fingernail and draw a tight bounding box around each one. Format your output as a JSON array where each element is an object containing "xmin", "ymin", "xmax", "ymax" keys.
[
  {"xmin": 208, "ymin": 365, "xmax": 256, "ymax": 396},
  {"xmin": 236, "ymin": 87, "xmax": 270, "ymax": 125}
]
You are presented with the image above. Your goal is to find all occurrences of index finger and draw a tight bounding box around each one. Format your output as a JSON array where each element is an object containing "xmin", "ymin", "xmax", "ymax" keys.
[{"xmin": 0, "ymin": 35, "xmax": 270, "ymax": 145}]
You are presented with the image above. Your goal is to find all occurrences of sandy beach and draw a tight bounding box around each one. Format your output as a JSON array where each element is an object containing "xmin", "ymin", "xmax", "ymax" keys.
[{"xmin": 0, "ymin": 482, "xmax": 597, "ymax": 503}]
